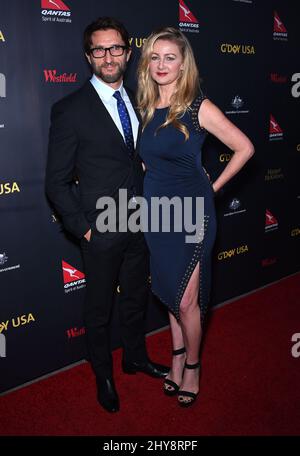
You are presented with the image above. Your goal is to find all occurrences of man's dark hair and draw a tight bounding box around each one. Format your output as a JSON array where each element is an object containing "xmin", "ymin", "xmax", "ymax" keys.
[{"xmin": 84, "ymin": 17, "xmax": 130, "ymax": 54}]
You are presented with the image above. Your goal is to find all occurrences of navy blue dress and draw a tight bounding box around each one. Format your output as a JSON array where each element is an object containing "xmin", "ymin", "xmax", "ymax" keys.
[{"xmin": 139, "ymin": 95, "xmax": 217, "ymax": 322}]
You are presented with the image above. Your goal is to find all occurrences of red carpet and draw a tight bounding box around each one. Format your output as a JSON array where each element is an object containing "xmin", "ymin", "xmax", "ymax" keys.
[{"xmin": 0, "ymin": 273, "xmax": 299, "ymax": 436}]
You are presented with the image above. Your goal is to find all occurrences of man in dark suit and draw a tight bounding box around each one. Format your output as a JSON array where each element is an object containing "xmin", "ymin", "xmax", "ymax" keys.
[{"xmin": 46, "ymin": 17, "xmax": 168, "ymax": 413}]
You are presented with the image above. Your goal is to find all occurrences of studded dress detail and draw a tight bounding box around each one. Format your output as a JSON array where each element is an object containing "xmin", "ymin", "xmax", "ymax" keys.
[{"xmin": 139, "ymin": 95, "xmax": 217, "ymax": 323}]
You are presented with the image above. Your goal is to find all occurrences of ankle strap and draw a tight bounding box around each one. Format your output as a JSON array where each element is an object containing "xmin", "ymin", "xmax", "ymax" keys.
[
  {"xmin": 185, "ymin": 361, "xmax": 200, "ymax": 369},
  {"xmin": 172, "ymin": 347, "xmax": 186, "ymax": 356}
]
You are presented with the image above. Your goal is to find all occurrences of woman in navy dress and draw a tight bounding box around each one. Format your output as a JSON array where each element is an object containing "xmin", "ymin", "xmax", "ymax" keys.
[{"xmin": 137, "ymin": 28, "xmax": 254, "ymax": 407}]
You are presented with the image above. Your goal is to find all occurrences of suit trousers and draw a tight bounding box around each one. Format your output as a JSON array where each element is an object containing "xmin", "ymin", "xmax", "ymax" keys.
[{"xmin": 81, "ymin": 228, "xmax": 150, "ymax": 379}]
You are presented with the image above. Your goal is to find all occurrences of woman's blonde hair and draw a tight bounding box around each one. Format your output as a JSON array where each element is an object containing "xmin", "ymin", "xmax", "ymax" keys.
[{"xmin": 137, "ymin": 27, "xmax": 200, "ymax": 140}]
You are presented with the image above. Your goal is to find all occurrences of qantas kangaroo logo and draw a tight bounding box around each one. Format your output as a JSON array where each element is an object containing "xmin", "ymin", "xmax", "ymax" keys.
[
  {"xmin": 41, "ymin": 0, "xmax": 69, "ymax": 10},
  {"xmin": 179, "ymin": 0, "xmax": 198, "ymax": 24},
  {"xmin": 62, "ymin": 260, "xmax": 85, "ymax": 284}
]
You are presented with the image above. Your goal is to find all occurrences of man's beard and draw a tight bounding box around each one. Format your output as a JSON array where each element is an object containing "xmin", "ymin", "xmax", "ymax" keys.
[{"xmin": 92, "ymin": 61, "xmax": 126, "ymax": 84}]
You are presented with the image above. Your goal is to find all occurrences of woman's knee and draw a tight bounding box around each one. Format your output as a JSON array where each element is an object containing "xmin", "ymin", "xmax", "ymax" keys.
[{"xmin": 179, "ymin": 294, "xmax": 198, "ymax": 315}]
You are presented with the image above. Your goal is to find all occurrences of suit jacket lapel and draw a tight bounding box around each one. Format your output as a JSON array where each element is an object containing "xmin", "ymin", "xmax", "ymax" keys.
[
  {"xmin": 84, "ymin": 81, "xmax": 141, "ymax": 159},
  {"xmin": 84, "ymin": 82, "xmax": 126, "ymax": 149}
]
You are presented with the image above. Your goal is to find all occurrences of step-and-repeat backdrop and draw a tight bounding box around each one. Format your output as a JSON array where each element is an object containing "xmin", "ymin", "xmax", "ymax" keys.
[{"xmin": 1, "ymin": 0, "xmax": 299, "ymax": 392}]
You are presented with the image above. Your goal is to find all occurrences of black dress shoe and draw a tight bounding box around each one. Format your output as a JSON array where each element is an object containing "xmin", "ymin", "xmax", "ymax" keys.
[
  {"xmin": 96, "ymin": 377, "xmax": 120, "ymax": 413},
  {"xmin": 122, "ymin": 358, "xmax": 169, "ymax": 378}
]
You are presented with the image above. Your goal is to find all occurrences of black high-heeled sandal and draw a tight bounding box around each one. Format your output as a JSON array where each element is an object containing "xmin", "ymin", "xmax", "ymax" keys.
[
  {"xmin": 163, "ymin": 347, "xmax": 186, "ymax": 396},
  {"xmin": 178, "ymin": 361, "xmax": 201, "ymax": 407}
]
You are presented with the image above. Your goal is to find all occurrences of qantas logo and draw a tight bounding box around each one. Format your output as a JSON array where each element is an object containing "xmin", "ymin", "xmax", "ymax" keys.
[
  {"xmin": 265, "ymin": 209, "xmax": 278, "ymax": 232},
  {"xmin": 179, "ymin": 0, "xmax": 198, "ymax": 23},
  {"xmin": 179, "ymin": 0, "xmax": 199, "ymax": 33},
  {"xmin": 41, "ymin": 0, "xmax": 71, "ymax": 21},
  {"xmin": 62, "ymin": 260, "xmax": 85, "ymax": 284},
  {"xmin": 269, "ymin": 115, "xmax": 282, "ymax": 133},
  {"xmin": 44, "ymin": 69, "xmax": 77, "ymax": 83},
  {"xmin": 273, "ymin": 11, "xmax": 287, "ymax": 41},
  {"xmin": 274, "ymin": 11, "xmax": 287, "ymax": 33},
  {"xmin": 269, "ymin": 114, "xmax": 283, "ymax": 141},
  {"xmin": 42, "ymin": 0, "xmax": 69, "ymax": 10},
  {"xmin": 62, "ymin": 260, "xmax": 86, "ymax": 293}
]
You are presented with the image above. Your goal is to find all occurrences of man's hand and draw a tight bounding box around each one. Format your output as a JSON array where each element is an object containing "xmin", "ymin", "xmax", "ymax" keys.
[{"xmin": 84, "ymin": 229, "xmax": 92, "ymax": 242}]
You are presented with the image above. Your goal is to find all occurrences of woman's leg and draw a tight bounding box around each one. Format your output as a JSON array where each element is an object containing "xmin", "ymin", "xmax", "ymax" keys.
[
  {"xmin": 164, "ymin": 312, "xmax": 186, "ymax": 392},
  {"xmin": 178, "ymin": 262, "xmax": 201, "ymax": 400}
]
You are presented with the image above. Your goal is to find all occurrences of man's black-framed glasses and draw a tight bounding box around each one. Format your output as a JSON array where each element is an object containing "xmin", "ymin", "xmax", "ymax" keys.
[{"xmin": 89, "ymin": 45, "xmax": 127, "ymax": 58}]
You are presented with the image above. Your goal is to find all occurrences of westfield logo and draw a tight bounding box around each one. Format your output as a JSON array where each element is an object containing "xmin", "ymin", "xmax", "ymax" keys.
[
  {"xmin": 271, "ymin": 73, "xmax": 287, "ymax": 83},
  {"xmin": 66, "ymin": 326, "xmax": 86, "ymax": 339},
  {"xmin": 44, "ymin": 70, "xmax": 77, "ymax": 83}
]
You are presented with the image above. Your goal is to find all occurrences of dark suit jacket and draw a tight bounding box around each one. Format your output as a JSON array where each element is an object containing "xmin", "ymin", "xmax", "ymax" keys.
[{"xmin": 45, "ymin": 81, "xmax": 144, "ymax": 239}]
